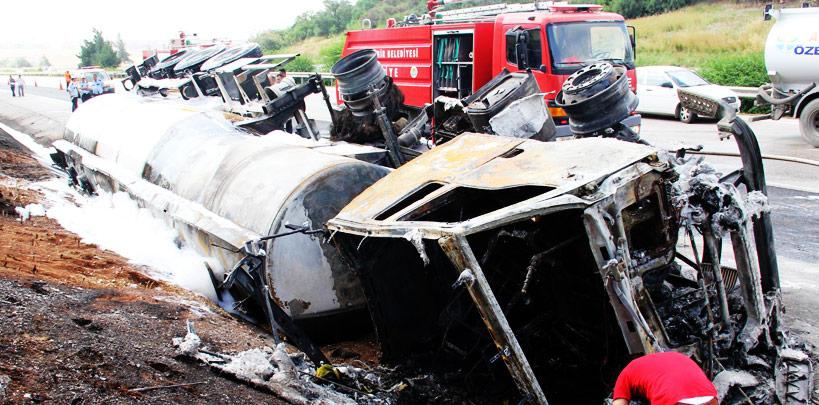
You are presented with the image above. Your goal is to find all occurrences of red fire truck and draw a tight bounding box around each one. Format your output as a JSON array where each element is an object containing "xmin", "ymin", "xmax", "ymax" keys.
[
  {"xmin": 340, "ymin": 1, "xmax": 639, "ymax": 132},
  {"xmin": 141, "ymin": 31, "xmax": 229, "ymax": 61}
]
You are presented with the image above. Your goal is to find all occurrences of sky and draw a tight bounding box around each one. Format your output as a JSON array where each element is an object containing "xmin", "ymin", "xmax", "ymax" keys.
[{"xmin": 0, "ymin": 0, "xmax": 326, "ymax": 66}]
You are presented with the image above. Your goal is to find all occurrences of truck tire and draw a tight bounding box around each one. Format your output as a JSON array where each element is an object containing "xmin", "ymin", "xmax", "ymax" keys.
[
  {"xmin": 677, "ymin": 104, "xmax": 696, "ymax": 124},
  {"xmin": 200, "ymin": 43, "xmax": 262, "ymax": 72},
  {"xmin": 799, "ymin": 99, "xmax": 819, "ymax": 147}
]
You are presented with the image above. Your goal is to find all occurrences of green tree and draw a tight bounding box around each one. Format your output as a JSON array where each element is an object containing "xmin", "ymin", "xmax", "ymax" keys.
[
  {"xmin": 115, "ymin": 34, "xmax": 131, "ymax": 65},
  {"xmin": 287, "ymin": 56, "xmax": 316, "ymax": 72},
  {"xmin": 700, "ymin": 52, "xmax": 767, "ymax": 88},
  {"xmin": 608, "ymin": 0, "xmax": 700, "ymax": 18},
  {"xmin": 320, "ymin": 36, "xmax": 346, "ymax": 67},
  {"xmin": 38, "ymin": 56, "xmax": 51, "ymax": 68},
  {"xmin": 13, "ymin": 57, "xmax": 32, "ymax": 68},
  {"xmin": 77, "ymin": 28, "xmax": 121, "ymax": 68},
  {"xmin": 253, "ymin": 30, "xmax": 287, "ymax": 52},
  {"xmin": 320, "ymin": 0, "xmax": 354, "ymax": 35}
]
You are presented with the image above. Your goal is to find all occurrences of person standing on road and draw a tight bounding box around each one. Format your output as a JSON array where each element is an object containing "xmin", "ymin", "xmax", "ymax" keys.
[
  {"xmin": 67, "ymin": 78, "xmax": 80, "ymax": 112},
  {"xmin": 612, "ymin": 352, "xmax": 717, "ymax": 405},
  {"xmin": 91, "ymin": 74, "xmax": 104, "ymax": 97},
  {"xmin": 7, "ymin": 75, "xmax": 15, "ymax": 97},
  {"xmin": 79, "ymin": 78, "xmax": 91, "ymax": 102},
  {"xmin": 16, "ymin": 75, "xmax": 25, "ymax": 97},
  {"xmin": 64, "ymin": 70, "xmax": 72, "ymax": 87}
]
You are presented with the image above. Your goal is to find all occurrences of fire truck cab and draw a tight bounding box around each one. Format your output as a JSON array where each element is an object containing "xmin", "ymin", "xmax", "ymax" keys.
[{"xmin": 340, "ymin": 1, "xmax": 638, "ymax": 132}]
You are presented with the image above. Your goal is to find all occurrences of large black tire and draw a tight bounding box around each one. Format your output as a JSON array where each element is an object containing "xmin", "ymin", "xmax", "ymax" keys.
[
  {"xmin": 677, "ymin": 104, "xmax": 696, "ymax": 124},
  {"xmin": 173, "ymin": 45, "xmax": 227, "ymax": 74},
  {"xmin": 149, "ymin": 50, "xmax": 190, "ymax": 79},
  {"xmin": 200, "ymin": 43, "xmax": 262, "ymax": 72},
  {"xmin": 151, "ymin": 50, "xmax": 188, "ymax": 69},
  {"xmin": 799, "ymin": 99, "xmax": 819, "ymax": 147}
]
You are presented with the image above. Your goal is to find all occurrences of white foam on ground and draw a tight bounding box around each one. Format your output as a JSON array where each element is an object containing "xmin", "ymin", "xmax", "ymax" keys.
[
  {"xmin": 43, "ymin": 190, "xmax": 218, "ymax": 301},
  {"xmin": 0, "ymin": 122, "xmax": 55, "ymax": 163},
  {"xmin": 14, "ymin": 203, "xmax": 46, "ymax": 221},
  {"xmin": 2, "ymin": 122, "xmax": 219, "ymax": 302},
  {"xmin": 2, "ymin": 117, "xmax": 221, "ymax": 302}
]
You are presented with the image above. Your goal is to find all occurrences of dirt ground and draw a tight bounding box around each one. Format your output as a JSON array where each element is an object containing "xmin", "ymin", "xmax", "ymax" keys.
[{"xmin": 0, "ymin": 128, "xmax": 310, "ymax": 404}]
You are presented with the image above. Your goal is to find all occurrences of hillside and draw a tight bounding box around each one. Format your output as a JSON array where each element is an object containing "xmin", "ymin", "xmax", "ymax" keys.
[
  {"xmin": 277, "ymin": 35, "xmax": 345, "ymax": 71},
  {"xmin": 631, "ymin": 2, "xmax": 771, "ymax": 68}
]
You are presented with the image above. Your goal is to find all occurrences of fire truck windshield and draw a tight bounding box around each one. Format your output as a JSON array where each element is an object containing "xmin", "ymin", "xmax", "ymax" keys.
[{"xmin": 546, "ymin": 21, "xmax": 634, "ymax": 73}]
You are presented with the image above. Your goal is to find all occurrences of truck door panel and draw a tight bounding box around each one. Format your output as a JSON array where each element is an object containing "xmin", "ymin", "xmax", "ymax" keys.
[
  {"xmin": 641, "ymin": 72, "xmax": 672, "ymax": 115},
  {"xmin": 501, "ymin": 25, "xmax": 546, "ymax": 78}
]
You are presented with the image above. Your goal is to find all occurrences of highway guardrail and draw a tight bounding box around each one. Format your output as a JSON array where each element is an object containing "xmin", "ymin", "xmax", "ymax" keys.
[{"xmin": 729, "ymin": 86, "xmax": 758, "ymax": 99}]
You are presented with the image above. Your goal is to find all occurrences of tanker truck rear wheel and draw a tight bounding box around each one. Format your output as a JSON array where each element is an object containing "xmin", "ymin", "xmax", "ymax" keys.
[{"xmin": 800, "ymin": 99, "xmax": 819, "ymax": 147}]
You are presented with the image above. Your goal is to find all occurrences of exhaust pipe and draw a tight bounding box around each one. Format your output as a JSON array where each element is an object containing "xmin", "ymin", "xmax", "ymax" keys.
[
  {"xmin": 332, "ymin": 49, "xmax": 406, "ymax": 167},
  {"xmin": 332, "ymin": 49, "xmax": 390, "ymax": 117}
]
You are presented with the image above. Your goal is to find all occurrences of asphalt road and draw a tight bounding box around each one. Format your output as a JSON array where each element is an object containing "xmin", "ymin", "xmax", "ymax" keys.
[
  {"xmin": 640, "ymin": 114, "xmax": 819, "ymax": 192},
  {"xmin": 12, "ymin": 84, "xmax": 70, "ymax": 101},
  {"xmin": 763, "ymin": 186, "xmax": 819, "ymax": 346}
]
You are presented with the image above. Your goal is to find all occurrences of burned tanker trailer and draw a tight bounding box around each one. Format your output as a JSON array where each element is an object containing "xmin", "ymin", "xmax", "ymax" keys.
[
  {"xmin": 49, "ymin": 94, "xmax": 390, "ymax": 360},
  {"xmin": 326, "ymin": 67, "xmax": 813, "ymax": 403}
]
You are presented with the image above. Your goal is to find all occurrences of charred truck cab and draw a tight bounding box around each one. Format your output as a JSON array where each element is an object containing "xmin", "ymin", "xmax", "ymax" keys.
[
  {"xmin": 326, "ymin": 91, "xmax": 813, "ymax": 402},
  {"xmin": 340, "ymin": 1, "xmax": 639, "ymax": 136}
]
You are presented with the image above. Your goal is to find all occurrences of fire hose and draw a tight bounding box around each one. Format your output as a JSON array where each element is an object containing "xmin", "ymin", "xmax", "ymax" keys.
[{"xmin": 683, "ymin": 149, "xmax": 819, "ymax": 167}]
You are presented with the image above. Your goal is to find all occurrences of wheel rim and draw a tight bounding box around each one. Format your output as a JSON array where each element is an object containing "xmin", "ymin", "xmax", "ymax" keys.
[{"xmin": 680, "ymin": 108, "xmax": 690, "ymax": 121}]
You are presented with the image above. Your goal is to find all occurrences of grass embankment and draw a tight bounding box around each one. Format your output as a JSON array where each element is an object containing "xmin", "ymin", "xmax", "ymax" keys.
[
  {"xmin": 277, "ymin": 35, "xmax": 345, "ymax": 71},
  {"xmin": 631, "ymin": 2, "xmax": 771, "ymax": 70}
]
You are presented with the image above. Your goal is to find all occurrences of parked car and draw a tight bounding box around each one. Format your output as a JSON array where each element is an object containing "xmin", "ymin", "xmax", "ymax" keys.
[
  {"xmin": 636, "ymin": 66, "xmax": 740, "ymax": 123},
  {"xmin": 70, "ymin": 67, "xmax": 116, "ymax": 94}
]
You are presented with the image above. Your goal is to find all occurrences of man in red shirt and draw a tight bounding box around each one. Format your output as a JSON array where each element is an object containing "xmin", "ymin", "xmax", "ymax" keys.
[{"xmin": 613, "ymin": 352, "xmax": 718, "ymax": 405}]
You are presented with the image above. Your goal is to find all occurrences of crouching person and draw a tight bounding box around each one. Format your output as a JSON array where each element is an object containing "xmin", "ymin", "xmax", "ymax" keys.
[{"xmin": 613, "ymin": 352, "xmax": 718, "ymax": 405}]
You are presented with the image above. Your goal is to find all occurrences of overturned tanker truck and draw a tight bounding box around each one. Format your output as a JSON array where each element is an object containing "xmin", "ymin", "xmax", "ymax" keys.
[
  {"xmin": 52, "ymin": 95, "xmax": 391, "ymax": 364},
  {"xmin": 51, "ymin": 44, "xmax": 812, "ymax": 403}
]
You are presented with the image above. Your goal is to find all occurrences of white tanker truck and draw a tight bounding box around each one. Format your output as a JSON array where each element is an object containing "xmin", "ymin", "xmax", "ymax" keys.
[{"xmin": 757, "ymin": 4, "xmax": 819, "ymax": 146}]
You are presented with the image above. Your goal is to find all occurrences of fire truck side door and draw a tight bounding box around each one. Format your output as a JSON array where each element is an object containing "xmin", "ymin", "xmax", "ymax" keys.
[{"xmin": 503, "ymin": 26, "xmax": 545, "ymax": 74}]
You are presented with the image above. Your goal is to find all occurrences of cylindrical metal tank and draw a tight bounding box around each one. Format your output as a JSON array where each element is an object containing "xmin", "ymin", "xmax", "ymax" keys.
[
  {"xmin": 764, "ymin": 7, "xmax": 819, "ymax": 92},
  {"xmin": 64, "ymin": 94, "xmax": 390, "ymax": 319}
]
